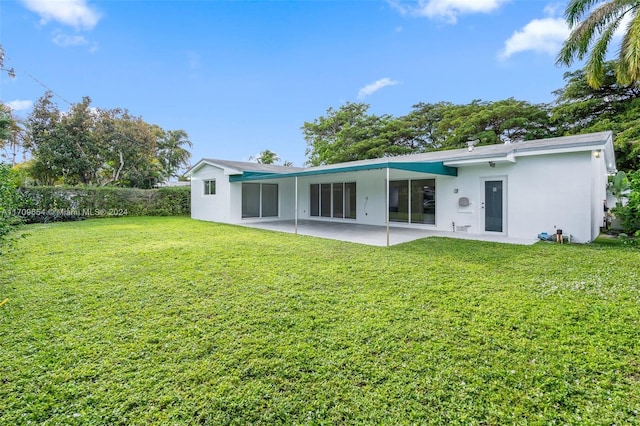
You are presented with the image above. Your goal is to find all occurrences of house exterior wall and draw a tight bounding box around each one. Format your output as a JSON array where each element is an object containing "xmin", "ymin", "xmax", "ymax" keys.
[
  {"xmin": 591, "ymin": 151, "xmax": 609, "ymax": 240},
  {"xmin": 229, "ymin": 178, "xmax": 298, "ymax": 223},
  {"xmin": 296, "ymin": 169, "xmax": 389, "ymax": 226},
  {"xmin": 190, "ymin": 164, "xmax": 232, "ymax": 222},
  {"xmin": 191, "ymin": 146, "xmax": 610, "ymax": 243},
  {"xmin": 506, "ymin": 152, "xmax": 593, "ymax": 242},
  {"xmin": 439, "ymin": 151, "xmax": 599, "ymax": 242}
]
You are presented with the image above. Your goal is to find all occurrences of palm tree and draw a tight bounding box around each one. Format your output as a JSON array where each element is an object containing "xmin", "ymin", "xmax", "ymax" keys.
[
  {"xmin": 252, "ymin": 149, "xmax": 280, "ymax": 165},
  {"xmin": 556, "ymin": 0, "xmax": 640, "ymax": 88},
  {"xmin": 156, "ymin": 129, "xmax": 193, "ymax": 180}
]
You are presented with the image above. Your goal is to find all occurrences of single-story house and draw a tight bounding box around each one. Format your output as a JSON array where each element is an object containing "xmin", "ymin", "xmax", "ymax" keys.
[{"xmin": 189, "ymin": 131, "xmax": 617, "ymax": 244}]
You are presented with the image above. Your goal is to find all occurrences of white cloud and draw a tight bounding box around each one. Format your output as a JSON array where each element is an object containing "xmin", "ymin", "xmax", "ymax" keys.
[
  {"xmin": 499, "ymin": 2, "xmax": 631, "ymax": 60},
  {"xmin": 53, "ymin": 31, "xmax": 89, "ymax": 47},
  {"xmin": 390, "ymin": 0, "xmax": 509, "ymax": 23},
  {"xmin": 20, "ymin": 0, "xmax": 101, "ymax": 30},
  {"xmin": 500, "ymin": 16, "xmax": 569, "ymax": 59},
  {"xmin": 357, "ymin": 78, "xmax": 400, "ymax": 99},
  {"xmin": 6, "ymin": 100, "xmax": 34, "ymax": 111}
]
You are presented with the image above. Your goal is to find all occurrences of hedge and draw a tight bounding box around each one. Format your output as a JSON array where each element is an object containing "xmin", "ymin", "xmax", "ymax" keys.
[
  {"xmin": 1, "ymin": 164, "xmax": 23, "ymax": 247},
  {"xmin": 16, "ymin": 186, "xmax": 190, "ymax": 223}
]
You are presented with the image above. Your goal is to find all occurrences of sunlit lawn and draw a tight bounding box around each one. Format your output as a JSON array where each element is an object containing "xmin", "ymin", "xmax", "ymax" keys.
[{"xmin": 1, "ymin": 217, "xmax": 639, "ymax": 424}]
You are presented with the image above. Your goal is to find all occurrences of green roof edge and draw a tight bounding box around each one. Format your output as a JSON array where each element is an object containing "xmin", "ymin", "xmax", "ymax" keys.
[{"xmin": 229, "ymin": 161, "xmax": 457, "ymax": 182}]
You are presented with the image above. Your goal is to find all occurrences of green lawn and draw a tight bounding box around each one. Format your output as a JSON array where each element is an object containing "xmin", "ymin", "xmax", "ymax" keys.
[{"xmin": 1, "ymin": 217, "xmax": 639, "ymax": 425}]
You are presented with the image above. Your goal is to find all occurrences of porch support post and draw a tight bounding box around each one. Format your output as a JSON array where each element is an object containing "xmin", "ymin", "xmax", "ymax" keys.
[
  {"xmin": 294, "ymin": 176, "xmax": 298, "ymax": 235},
  {"xmin": 386, "ymin": 167, "xmax": 390, "ymax": 247}
]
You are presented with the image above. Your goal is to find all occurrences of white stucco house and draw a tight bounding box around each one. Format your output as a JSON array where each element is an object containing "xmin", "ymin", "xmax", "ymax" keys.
[{"xmin": 189, "ymin": 131, "xmax": 617, "ymax": 243}]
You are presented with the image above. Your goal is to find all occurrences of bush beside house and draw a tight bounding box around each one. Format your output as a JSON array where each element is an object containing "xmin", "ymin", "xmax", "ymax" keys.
[{"xmin": 612, "ymin": 170, "xmax": 640, "ymax": 240}]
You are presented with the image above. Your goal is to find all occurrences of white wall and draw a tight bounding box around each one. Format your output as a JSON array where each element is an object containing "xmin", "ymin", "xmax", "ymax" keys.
[
  {"xmin": 439, "ymin": 152, "xmax": 597, "ymax": 242},
  {"xmin": 230, "ymin": 178, "xmax": 298, "ymax": 223},
  {"xmin": 297, "ymin": 170, "xmax": 389, "ymax": 225},
  {"xmin": 509, "ymin": 153, "xmax": 591, "ymax": 241},
  {"xmin": 591, "ymin": 152, "xmax": 608, "ymax": 240},
  {"xmin": 190, "ymin": 164, "xmax": 232, "ymax": 222},
  {"xmin": 192, "ymin": 151, "xmax": 607, "ymax": 243},
  {"xmin": 388, "ymin": 152, "xmax": 601, "ymax": 242}
]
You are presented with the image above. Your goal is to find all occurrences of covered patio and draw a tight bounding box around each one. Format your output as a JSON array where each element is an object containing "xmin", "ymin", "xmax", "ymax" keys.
[{"xmin": 240, "ymin": 220, "xmax": 538, "ymax": 246}]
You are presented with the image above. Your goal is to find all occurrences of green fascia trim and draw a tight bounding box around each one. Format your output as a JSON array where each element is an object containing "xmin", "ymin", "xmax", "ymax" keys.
[
  {"xmin": 229, "ymin": 161, "xmax": 457, "ymax": 182},
  {"xmin": 237, "ymin": 171, "xmax": 280, "ymax": 178},
  {"xmin": 391, "ymin": 162, "xmax": 458, "ymax": 176}
]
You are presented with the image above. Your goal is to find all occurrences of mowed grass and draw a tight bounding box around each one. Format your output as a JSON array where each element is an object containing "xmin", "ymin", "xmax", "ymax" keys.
[{"xmin": 1, "ymin": 217, "xmax": 639, "ymax": 425}]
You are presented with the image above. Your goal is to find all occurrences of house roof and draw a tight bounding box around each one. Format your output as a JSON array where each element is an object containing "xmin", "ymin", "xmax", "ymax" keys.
[
  {"xmin": 192, "ymin": 131, "xmax": 617, "ymax": 181},
  {"xmin": 302, "ymin": 131, "xmax": 615, "ymax": 171},
  {"xmin": 188, "ymin": 158, "xmax": 304, "ymax": 175}
]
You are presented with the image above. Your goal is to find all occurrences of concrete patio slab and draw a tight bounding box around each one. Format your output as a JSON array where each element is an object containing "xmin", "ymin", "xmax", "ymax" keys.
[{"xmin": 240, "ymin": 220, "xmax": 538, "ymax": 246}]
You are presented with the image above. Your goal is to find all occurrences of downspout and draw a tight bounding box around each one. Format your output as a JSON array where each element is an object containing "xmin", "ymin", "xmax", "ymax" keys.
[{"xmin": 386, "ymin": 167, "xmax": 390, "ymax": 247}]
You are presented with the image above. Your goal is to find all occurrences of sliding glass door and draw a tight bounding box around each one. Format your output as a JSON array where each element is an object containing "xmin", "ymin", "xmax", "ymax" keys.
[
  {"xmin": 389, "ymin": 179, "xmax": 436, "ymax": 225},
  {"xmin": 242, "ymin": 183, "xmax": 278, "ymax": 218},
  {"xmin": 310, "ymin": 182, "xmax": 357, "ymax": 220}
]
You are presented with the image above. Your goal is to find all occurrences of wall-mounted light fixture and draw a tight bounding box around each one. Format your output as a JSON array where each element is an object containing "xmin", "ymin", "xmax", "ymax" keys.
[
  {"xmin": 593, "ymin": 150, "xmax": 602, "ymax": 158},
  {"xmin": 488, "ymin": 161, "xmax": 496, "ymax": 168}
]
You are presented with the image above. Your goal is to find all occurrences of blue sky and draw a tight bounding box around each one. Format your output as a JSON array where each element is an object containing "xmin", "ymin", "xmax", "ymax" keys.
[{"xmin": 1, "ymin": 0, "xmax": 586, "ymax": 167}]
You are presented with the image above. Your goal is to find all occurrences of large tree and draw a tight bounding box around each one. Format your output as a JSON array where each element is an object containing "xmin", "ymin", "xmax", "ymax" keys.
[
  {"xmin": 302, "ymin": 100, "xmax": 553, "ymax": 166},
  {"xmin": 26, "ymin": 92, "xmax": 192, "ymax": 187},
  {"xmin": 28, "ymin": 94, "xmax": 104, "ymax": 185},
  {"xmin": 94, "ymin": 108, "xmax": 160, "ymax": 188},
  {"xmin": 551, "ymin": 60, "xmax": 640, "ymax": 171},
  {"xmin": 302, "ymin": 102, "xmax": 410, "ymax": 166},
  {"xmin": 418, "ymin": 98, "xmax": 552, "ymax": 149},
  {"xmin": 552, "ymin": 61, "xmax": 640, "ymax": 129},
  {"xmin": 557, "ymin": 0, "xmax": 640, "ymax": 88},
  {"xmin": 25, "ymin": 92, "xmax": 64, "ymax": 185}
]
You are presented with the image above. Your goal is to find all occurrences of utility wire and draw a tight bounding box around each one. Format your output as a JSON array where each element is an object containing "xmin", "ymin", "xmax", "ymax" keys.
[
  {"xmin": 20, "ymin": 69, "xmax": 72, "ymax": 106},
  {"xmin": 0, "ymin": 45, "xmax": 72, "ymax": 106}
]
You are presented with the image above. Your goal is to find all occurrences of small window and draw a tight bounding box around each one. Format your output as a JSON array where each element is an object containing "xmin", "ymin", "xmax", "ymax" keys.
[{"xmin": 204, "ymin": 179, "xmax": 216, "ymax": 195}]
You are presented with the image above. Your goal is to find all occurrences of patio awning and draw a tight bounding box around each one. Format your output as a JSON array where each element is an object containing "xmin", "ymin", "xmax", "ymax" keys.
[{"xmin": 229, "ymin": 161, "xmax": 457, "ymax": 182}]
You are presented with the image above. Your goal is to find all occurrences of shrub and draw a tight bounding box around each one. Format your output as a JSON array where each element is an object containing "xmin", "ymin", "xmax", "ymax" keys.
[
  {"xmin": 0, "ymin": 163, "xmax": 22, "ymax": 248},
  {"xmin": 17, "ymin": 186, "xmax": 190, "ymax": 223},
  {"xmin": 612, "ymin": 170, "xmax": 640, "ymax": 234}
]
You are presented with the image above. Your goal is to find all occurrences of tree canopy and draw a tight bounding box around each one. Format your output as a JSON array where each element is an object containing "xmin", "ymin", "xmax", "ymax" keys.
[
  {"xmin": 25, "ymin": 92, "xmax": 192, "ymax": 188},
  {"xmin": 302, "ymin": 99, "xmax": 553, "ymax": 167},
  {"xmin": 552, "ymin": 61, "xmax": 640, "ymax": 171},
  {"xmin": 302, "ymin": 60, "xmax": 639, "ymax": 172}
]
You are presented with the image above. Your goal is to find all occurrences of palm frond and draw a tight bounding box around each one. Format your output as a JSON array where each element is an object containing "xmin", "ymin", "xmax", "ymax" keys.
[
  {"xmin": 586, "ymin": 23, "xmax": 619, "ymax": 87},
  {"xmin": 565, "ymin": 0, "xmax": 607, "ymax": 27},
  {"xmin": 557, "ymin": 1, "xmax": 635, "ymax": 67},
  {"xmin": 618, "ymin": 11, "xmax": 640, "ymax": 83}
]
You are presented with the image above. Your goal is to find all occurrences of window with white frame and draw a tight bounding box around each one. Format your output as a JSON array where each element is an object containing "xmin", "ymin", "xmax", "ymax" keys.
[{"xmin": 204, "ymin": 179, "xmax": 216, "ymax": 195}]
